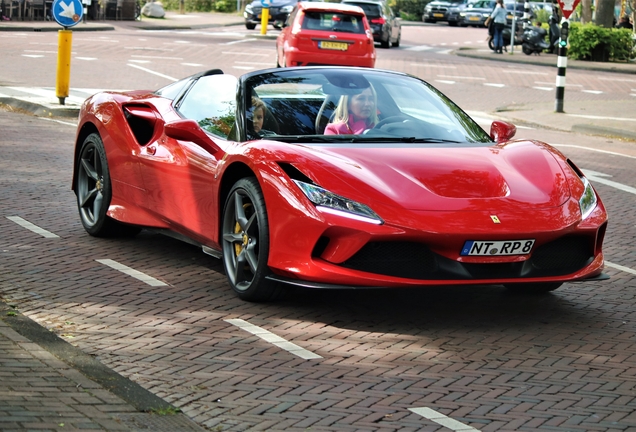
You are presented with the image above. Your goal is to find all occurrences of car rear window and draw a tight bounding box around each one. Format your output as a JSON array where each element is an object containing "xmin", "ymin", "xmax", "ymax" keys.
[
  {"xmin": 301, "ymin": 11, "xmax": 366, "ymax": 34},
  {"xmin": 344, "ymin": 3, "xmax": 382, "ymax": 17}
]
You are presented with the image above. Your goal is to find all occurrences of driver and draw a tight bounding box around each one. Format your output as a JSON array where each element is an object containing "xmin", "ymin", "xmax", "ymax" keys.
[{"xmin": 324, "ymin": 85, "xmax": 379, "ymax": 135}]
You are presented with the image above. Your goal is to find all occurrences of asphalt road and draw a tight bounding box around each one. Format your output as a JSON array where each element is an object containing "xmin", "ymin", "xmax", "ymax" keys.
[{"xmin": 1, "ymin": 23, "xmax": 636, "ymax": 431}]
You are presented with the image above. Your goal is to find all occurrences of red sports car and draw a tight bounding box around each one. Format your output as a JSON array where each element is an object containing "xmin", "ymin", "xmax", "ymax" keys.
[
  {"xmin": 275, "ymin": 2, "xmax": 376, "ymax": 68},
  {"xmin": 73, "ymin": 67, "xmax": 608, "ymax": 301}
]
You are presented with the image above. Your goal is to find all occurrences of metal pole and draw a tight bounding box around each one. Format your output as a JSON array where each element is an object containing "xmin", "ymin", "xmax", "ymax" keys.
[
  {"xmin": 56, "ymin": 28, "xmax": 72, "ymax": 106},
  {"xmin": 555, "ymin": 21, "xmax": 569, "ymax": 113},
  {"xmin": 510, "ymin": 13, "xmax": 515, "ymax": 53}
]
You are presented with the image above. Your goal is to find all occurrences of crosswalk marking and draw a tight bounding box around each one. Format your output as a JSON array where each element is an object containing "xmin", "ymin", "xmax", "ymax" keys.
[
  {"xmin": 6, "ymin": 216, "xmax": 59, "ymax": 238},
  {"xmin": 96, "ymin": 259, "xmax": 168, "ymax": 287},
  {"xmin": 409, "ymin": 407, "xmax": 481, "ymax": 431},
  {"xmin": 225, "ymin": 319, "xmax": 322, "ymax": 360}
]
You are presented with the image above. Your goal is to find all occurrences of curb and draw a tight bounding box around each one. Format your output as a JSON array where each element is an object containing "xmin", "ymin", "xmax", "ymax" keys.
[
  {"xmin": 0, "ymin": 301, "xmax": 173, "ymax": 413},
  {"xmin": 0, "ymin": 97, "xmax": 80, "ymax": 118}
]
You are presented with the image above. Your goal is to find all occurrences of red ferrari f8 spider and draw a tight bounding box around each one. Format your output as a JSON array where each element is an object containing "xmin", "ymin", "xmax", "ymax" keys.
[{"xmin": 72, "ymin": 67, "xmax": 608, "ymax": 301}]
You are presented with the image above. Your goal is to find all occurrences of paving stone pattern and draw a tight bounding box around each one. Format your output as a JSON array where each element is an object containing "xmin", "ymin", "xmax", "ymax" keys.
[{"xmin": 0, "ymin": 109, "xmax": 635, "ymax": 431}]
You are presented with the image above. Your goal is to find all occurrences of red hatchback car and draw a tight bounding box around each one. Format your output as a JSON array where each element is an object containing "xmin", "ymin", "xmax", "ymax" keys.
[{"xmin": 276, "ymin": 2, "xmax": 376, "ymax": 68}]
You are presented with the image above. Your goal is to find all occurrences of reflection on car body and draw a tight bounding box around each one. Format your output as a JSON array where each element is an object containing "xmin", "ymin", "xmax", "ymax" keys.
[{"xmin": 72, "ymin": 66, "xmax": 609, "ymax": 303}]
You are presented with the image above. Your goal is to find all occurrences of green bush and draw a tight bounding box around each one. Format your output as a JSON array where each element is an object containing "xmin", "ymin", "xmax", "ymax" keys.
[
  {"xmin": 161, "ymin": 0, "xmax": 217, "ymax": 12},
  {"xmin": 568, "ymin": 22, "xmax": 636, "ymax": 62},
  {"xmin": 393, "ymin": 0, "xmax": 430, "ymax": 20}
]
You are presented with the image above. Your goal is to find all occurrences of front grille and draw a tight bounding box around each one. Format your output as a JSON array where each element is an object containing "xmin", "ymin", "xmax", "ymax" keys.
[
  {"xmin": 336, "ymin": 236, "xmax": 594, "ymax": 281},
  {"xmin": 341, "ymin": 242, "xmax": 437, "ymax": 279},
  {"xmin": 530, "ymin": 236, "xmax": 592, "ymax": 272}
]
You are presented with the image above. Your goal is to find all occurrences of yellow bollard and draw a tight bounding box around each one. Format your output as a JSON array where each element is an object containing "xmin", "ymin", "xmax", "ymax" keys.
[
  {"xmin": 56, "ymin": 29, "xmax": 73, "ymax": 106},
  {"xmin": 260, "ymin": 7, "xmax": 269, "ymax": 35}
]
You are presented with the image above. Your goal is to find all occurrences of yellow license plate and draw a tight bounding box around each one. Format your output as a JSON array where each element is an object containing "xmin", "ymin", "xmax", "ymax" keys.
[
  {"xmin": 319, "ymin": 41, "xmax": 348, "ymax": 51},
  {"xmin": 433, "ymin": 13, "xmax": 444, "ymax": 17},
  {"xmin": 469, "ymin": 16, "xmax": 480, "ymax": 20}
]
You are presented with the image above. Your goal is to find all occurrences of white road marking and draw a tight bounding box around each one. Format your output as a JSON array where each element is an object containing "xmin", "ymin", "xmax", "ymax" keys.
[
  {"xmin": 503, "ymin": 69, "xmax": 548, "ymax": 75},
  {"xmin": 533, "ymin": 86, "xmax": 553, "ymax": 91},
  {"xmin": 6, "ymin": 216, "xmax": 59, "ymax": 238},
  {"xmin": 410, "ymin": 63, "xmax": 457, "ymax": 68},
  {"xmin": 599, "ymin": 77, "xmax": 636, "ymax": 83},
  {"xmin": 76, "ymin": 57, "xmax": 97, "ymax": 61},
  {"xmin": 40, "ymin": 117, "xmax": 77, "ymax": 127},
  {"xmin": 124, "ymin": 46, "xmax": 174, "ymax": 52},
  {"xmin": 223, "ymin": 38, "xmax": 258, "ymax": 45},
  {"xmin": 484, "ymin": 83, "xmax": 505, "ymax": 87},
  {"xmin": 435, "ymin": 80, "xmax": 456, "ymax": 84},
  {"xmin": 222, "ymin": 51, "xmax": 269, "ymax": 56},
  {"xmin": 605, "ymin": 262, "xmax": 636, "ymax": 276},
  {"xmin": 129, "ymin": 59, "xmax": 151, "ymax": 63},
  {"xmin": 582, "ymin": 170, "xmax": 636, "ymax": 195},
  {"xmin": 406, "ymin": 45, "xmax": 435, "ymax": 51},
  {"xmin": 409, "ymin": 407, "xmax": 481, "ymax": 431},
  {"xmin": 127, "ymin": 64, "xmax": 178, "ymax": 82},
  {"xmin": 181, "ymin": 62, "xmax": 204, "ymax": 66},
  {"xmin": 236, "ymin": 61, "xmax": 275, "ymax": 66},
  {"xmin": 22, "ymin": 55, "xmax": 44, "ymax": 58},
  {"xmin": 96, "ymin": 259, "xmax": 168, "ymax": 287},
  {"xmin": 438, "ymin": 75, "xmax": 485, "ymax": 80},
  {"xmin": 566, "ymin": 114, "xmax": 636, "ymax": 122},
  {"xmin": 129, "ymin": 55, "xmax": 183, "ymax": 60},
  {"xmin": 233, "ymin": 66, "xmax": 256, "ymax": 70},
  {"xmin": 553, "ymin": 144, "xmax": 636, "ymax": 160},
  {"xmin": 225, "ymin": 318, "xmax": 322, "ymax": 360},
  {"xmin": 582, "ymin": 90, "xmax": 603, "ymax": 94}
]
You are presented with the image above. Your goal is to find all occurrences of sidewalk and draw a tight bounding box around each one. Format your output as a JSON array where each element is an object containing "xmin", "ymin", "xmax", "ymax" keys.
[{"xmin": 0, "ymin": 301, "xmax": 206, "ymax": 431}]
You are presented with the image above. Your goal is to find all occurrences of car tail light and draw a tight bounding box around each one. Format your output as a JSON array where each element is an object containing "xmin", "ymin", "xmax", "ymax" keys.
[{"xmin": 370, "ymin": 17, "xmax": 385, "ymax": 24}]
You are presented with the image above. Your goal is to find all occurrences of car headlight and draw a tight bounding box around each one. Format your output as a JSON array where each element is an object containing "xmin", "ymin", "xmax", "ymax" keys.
[
  {"xmin": 482, "ymin": 12, "xmax": 490, "ymax": 17},
  {"xmin": 245, "ymin": 4, "xmax": 253, "ymax": 13},
  {"xmin": 293, "ymin": 180, "xmax": 383, "ymax": 225},
  {"xmin": 579, "ymin": 177, "xmax": 597, "ymax": 220},
  {"xmin": 281, "ymin": 5, "xmax": 293, "ymax": 13},
  {"xmin": 459, "ymin": 12, "xmax": 465, "ymax": 16},
  {"xmin": 424, "ymin": 5, "xmax": 432, "ymax": 12}
]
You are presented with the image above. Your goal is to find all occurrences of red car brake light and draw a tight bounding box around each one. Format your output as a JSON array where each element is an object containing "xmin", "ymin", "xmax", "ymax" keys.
[{"xmin": 370, "ymin": 17, "xmax": 385, "ymax": 24}]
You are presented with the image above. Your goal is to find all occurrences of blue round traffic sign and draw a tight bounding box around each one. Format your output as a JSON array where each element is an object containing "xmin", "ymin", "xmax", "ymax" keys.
[
  {"xmin": 261, "ymin": 0, "xmax": 271, "ymax": 7},
  {"xmin": 52, "ymin": 0, "xmax": 84, "ymax": 28}
]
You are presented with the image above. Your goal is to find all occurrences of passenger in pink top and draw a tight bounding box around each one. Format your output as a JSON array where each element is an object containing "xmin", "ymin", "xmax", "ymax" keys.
[{"xmin": 324, "ymin": 86, "xmax": 379, "ymax": 135}]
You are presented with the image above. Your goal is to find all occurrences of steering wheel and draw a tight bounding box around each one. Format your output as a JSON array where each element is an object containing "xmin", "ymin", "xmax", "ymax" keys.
[{"xmin": 373, "ymin": 115, "xmax": 410, "ymax": 129}]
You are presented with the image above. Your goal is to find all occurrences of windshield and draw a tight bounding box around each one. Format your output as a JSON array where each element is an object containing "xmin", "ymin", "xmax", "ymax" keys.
[{"xmin": 243, "ymin": 68, "xmax": 491, "ymax": 143}]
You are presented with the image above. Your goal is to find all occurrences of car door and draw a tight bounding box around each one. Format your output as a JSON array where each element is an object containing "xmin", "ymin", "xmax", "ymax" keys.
[{"xmin": 138, "ymin": 74, "xmax": 238, "ymax": 245}]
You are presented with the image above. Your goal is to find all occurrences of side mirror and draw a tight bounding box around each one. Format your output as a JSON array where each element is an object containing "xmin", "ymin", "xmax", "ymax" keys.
[
  {"xmin": 164, "ymin": 119, "xmax": 222, "ymax": 155},
  {"xmin": 489, "ymin": 120, "xmax": 516, "ymax": 143}
]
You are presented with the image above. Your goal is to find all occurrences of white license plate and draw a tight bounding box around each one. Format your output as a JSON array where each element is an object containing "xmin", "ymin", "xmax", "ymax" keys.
[
  {"xmin": 461, "ymin": 239, "xmax": 535, "ymax": 256},
  {"xmin": 319, "ymin": 41, "xmax": 348, "ymax": 51}
]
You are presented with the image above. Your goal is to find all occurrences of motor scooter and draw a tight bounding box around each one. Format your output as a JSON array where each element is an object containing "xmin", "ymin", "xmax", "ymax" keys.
[
  {"xmin": 487, "ymin": 21, "xmax": 523, "ymax": 51},
  {"xmin": 546, "ymin": 15, "xmax": 561, "ymax": 53},
  {"xmin": 521, "ymin": 21, "xmax": 550, "ymax": 55}
]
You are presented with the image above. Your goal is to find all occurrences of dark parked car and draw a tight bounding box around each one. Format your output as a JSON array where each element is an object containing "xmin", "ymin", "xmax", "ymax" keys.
[
  {"xmin": 458, "ymin": 0, "xmax": 525, "ymax": 26},
  {"xmin": 422, "ymin": 0, "xmax": 471, "ymax": 26},
  {"xmin": 244, "ymin": 0, "xmax": 297, "ymax": 30},
  {"xmin": 342, "ymin": 0, "xmax": 401, "ymax": 47},
  {"xmin": 459, "ymin": 0, "xmax": 494, "ymax": 26}
]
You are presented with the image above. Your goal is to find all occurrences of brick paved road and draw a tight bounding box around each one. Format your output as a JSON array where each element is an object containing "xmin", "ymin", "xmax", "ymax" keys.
[{"xmin": 1, "ymin": 100, "xmax": 636, "ymax": 431}]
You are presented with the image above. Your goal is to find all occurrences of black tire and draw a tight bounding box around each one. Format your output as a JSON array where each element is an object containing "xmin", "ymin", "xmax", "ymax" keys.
[
  {"xmin": 381, "ymin": 33, "xmax": 390, "ymax": 48},
  {"xmin": 504, "ymin": 282, "xmax": 563, "ymax": 294},
  {"xmin": 522, "ymin": 44, "xmax": 533, "ymax": 55},
  {"xmin": 391, "ymin": 31, "xmax": 400, "ymax": 47},
  {"xmin": 488, "ymin": 38, "xmax": 495, "ymax": 51},
  {"xmin": 75, "ymin": 133, "xmax": 140, "ymax": 237},
  {"xmin": 245, "ymin": 22, "xmax": 256, "ymax": 30},
  {"xmin": 222, "ymin": 177, "xmax": 278, "ymax": 302},
  {"xmin": 449, "ymin": 20, "xmax": 458, "ymax": 26}
]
